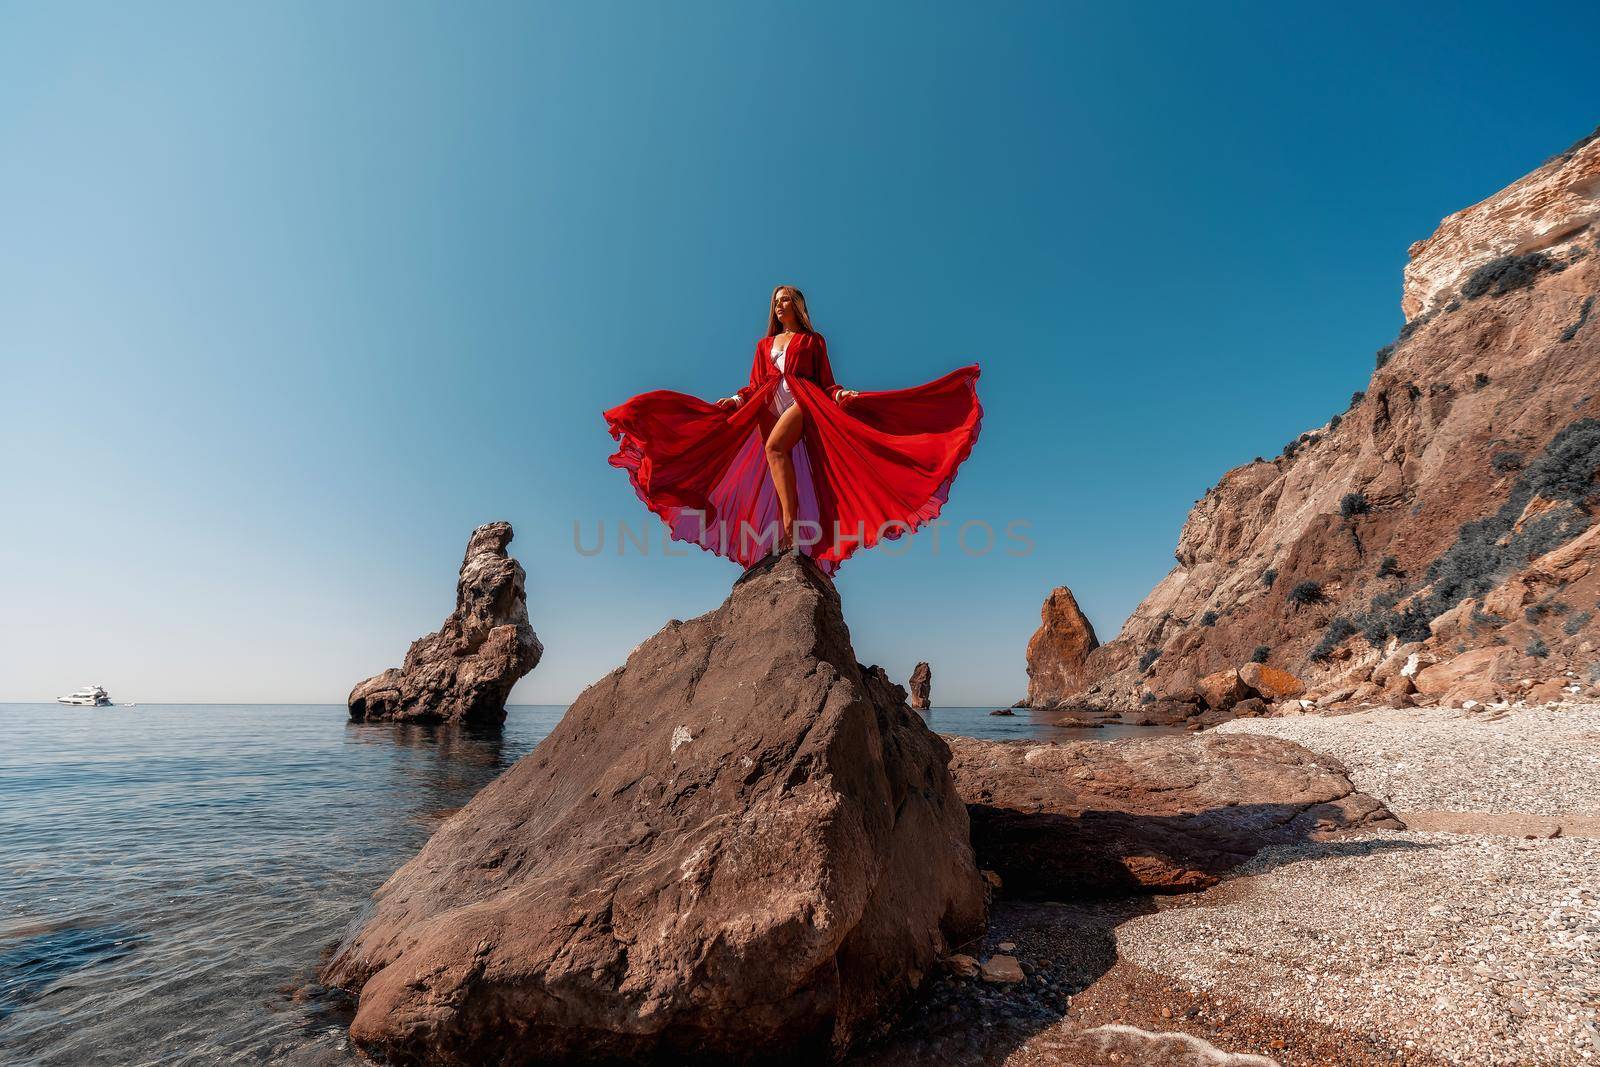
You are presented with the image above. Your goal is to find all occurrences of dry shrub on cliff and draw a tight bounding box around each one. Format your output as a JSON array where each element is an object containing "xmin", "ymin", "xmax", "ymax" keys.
[
  {"xmin": 1287, "ymin": 580, "xmax": 1324, "ymax": 608},
  {"xmin": 1421, "ymin": 417, "xmax": 1600, "ymax": 618},
  {"xmin": 1309, "ymin": 617, "xmax": 1359, "ymax": 662},
  {"xmin": 1340, "ymin": 492, "xmax": 1371, "ymax": 519},
  {"xmin": 1460, "ymin": 251, "xmax": 1563, "ymax": 300},
  {"xmin": 1560, "ymin": 295, "xmax": 1594, "ymax": 343}
]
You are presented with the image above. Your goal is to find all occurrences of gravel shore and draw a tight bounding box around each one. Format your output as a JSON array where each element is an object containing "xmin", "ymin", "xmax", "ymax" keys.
[
  {"xmin": 862, "ymin": 702, "xmax": 1600, "ymax": 1065},
  {"xmin": 1115, "ymin": 830, "xmax": 1600, "ymax": 1066},
  {"xmin": 1212, "ymin": 702, "xmax": 1600, "ymax": 815}
]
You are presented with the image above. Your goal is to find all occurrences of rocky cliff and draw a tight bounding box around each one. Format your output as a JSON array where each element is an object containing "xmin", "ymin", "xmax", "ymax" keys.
[
  {"xmin": 324, "ymin": 552, "xmax": 986, "ymax": 1065},
  {"xmin": 347, "ymin": 521, "xmax": 543, "ymax": 726},
  {"xmin": 1033, "ymin": 127, "xmax": 1600, "ymax": 712}
]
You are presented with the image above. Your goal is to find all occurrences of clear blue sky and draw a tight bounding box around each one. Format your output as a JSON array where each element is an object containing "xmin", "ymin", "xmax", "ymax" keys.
[{"xmin": 3, "ymin": 2, "xmax": 1597, "ymax": 705}]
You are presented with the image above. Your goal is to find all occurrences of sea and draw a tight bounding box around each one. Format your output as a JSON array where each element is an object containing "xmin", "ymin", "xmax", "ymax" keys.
[{"xmin": 0, "ymin": 703, "xmax": 1177, "ymax": 1065}]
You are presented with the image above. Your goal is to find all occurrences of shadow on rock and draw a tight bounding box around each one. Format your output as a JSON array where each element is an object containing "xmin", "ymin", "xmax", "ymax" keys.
[
  {"xmin": 967, "ymin": 800, "xmax": 1409, "ymax": 899},
  {"xmin": 948, "ymin": 732, "xmax": 1403, "ymax": 898},
  {"xmin": 850, "ymin": 898, "xmax": 1152, "ymax": 1066}
]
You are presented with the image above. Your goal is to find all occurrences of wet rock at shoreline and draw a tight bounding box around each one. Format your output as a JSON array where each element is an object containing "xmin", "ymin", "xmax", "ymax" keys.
[
  {"xmin": 323, "ymin": 552, "xmax": 986, "ymax": 1065},
  {"xmin": 909, "ymin": 661, "xmax": 932, "ymax": 710},
  {"xmin": 346, "ymin": 521, "xmax": 542, "ymax": 727},
  {"xmin": 947, "ymin": 733, "xmax": 1401, "ymax": 897}
]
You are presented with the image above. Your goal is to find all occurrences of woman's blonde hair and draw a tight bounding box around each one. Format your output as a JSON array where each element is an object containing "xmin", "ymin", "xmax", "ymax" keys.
[{"xmin": 765, "ymin": 285, "xmax": 816, "ymax": 337}]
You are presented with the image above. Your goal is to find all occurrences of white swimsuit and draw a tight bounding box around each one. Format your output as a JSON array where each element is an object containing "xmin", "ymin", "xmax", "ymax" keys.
[{"xmin": 769, "ymin": 336, "xmax": 795, "ymax": 416}]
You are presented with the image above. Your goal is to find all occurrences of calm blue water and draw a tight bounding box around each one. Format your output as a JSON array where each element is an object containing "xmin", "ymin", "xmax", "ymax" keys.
[{"xmin": 0, "ymin": 703, "xmax": 1167, "ymax": 1065}]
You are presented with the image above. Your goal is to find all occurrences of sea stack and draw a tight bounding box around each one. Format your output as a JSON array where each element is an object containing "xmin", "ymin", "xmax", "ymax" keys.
[
  {"xmin": 908, "ymin": 660, "xmax": 932, "ymax": 709},
  {"xmin": 1040, "ymin": 128, "xmax": 1600, "ymax": 714},
  {"xmin": 322, "ymin": 552, "xmax": 986, "ymax": 1065},
  {"xmin": 347, "ymin": 521, "xmax": 542, "ymax": 727},
  {"xmin": 1023, "ymin": 585, "xmax": 1100, "ymax": 708}
]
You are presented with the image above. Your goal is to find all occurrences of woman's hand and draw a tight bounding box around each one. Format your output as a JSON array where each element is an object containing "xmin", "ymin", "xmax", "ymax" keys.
[
  {"xmin": 835, "ymin": 389, "xmax": 860, "ymax": 406},
  {"xmin": 715, "ymin": 395, "xmax": 743, "ymax": 410}
]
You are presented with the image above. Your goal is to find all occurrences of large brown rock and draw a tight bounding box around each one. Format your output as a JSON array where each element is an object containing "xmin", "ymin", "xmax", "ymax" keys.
[
  {"xmin": 1024, "ymin": 585, "xmax": 1101, "ymax": 707},
  {"xmin": 1196, "ymin": 668, "xmax": 1250, "ymax": 711},
  {"xmin": 1413, "ymin": 646, "xmax": 1509, "ymax": 697},
  {"xmin": 347, "ymin": 521, "xmax": 542, "ymax": 726},
  {"xmin": 947, "ymin": 733, "xmax": 1401, "ymax": 898},
  {"xmin": 1238, "ymin": 662, "xmax": 1306, "ymax": 701},
  {"xmin": 322, "ymin": 552, "xmax": 986, "ymax": 1066},
  {"xmin": 908, "ymin": 660, "xmax": 932, "ymax": 710}
]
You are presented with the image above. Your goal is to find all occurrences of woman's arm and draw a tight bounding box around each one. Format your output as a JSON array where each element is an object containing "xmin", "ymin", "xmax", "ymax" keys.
[
  {"xmin": 812, "ymin": 334, "xmax": 859, "ymax": 404},
  {"xmin": 717, "ymin": 340, "xmax": 766, "ymax": 408}
]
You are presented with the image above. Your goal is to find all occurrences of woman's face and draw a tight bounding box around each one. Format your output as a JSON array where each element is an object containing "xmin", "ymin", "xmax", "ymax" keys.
[{"xmin": 773, "ymin": 289, "xmax": 798, "ymax": 325}]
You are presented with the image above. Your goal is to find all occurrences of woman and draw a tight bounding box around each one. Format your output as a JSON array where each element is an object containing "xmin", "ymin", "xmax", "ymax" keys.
[{"xmin": 604, "ymin": 285, "xmax": 981, "ymax": 576}]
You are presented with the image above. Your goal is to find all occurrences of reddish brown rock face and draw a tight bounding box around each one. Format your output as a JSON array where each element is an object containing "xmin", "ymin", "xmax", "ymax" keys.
[
  {"xmin": 323, "ymin": 553, "xmax": 986, "ymax": 1066},
  {"xmin": 1024, "ymin": 586, "xmax": 1101, "ymax": 707},
  {"xmin": 347, "ymin": 521, "xmax": 542, "ymax": 726},
  {"xmin": 1404, "ymin": 127, "xmax": 1600, "ymax": 318},
  {"xmin": 1196, "ymin": 669, "xmax": 1250, "ymax": 711},
  {"xmin": 908, "ymin": 660, "xmax": 933, "ymax": 710},
  {"xmin": 1039, "ymin": 130, "xmax": 1600, "ymax": 712},
  {"xmin": 1237, "ymin": 662, "xmax": 1305, "ymax": 701},
  {"xmin": 946, "ymin": 733, "xmax": 1401, "ymax": 898},
  {"xmin": 1413, "ymin": 646, "xmax": 1509, "ymax": 698}
]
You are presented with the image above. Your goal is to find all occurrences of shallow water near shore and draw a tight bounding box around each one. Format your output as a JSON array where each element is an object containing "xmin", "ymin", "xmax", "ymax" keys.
[{"xmin": 0, "ymin": 702, "xmax": 1176, "ymax": 1065}]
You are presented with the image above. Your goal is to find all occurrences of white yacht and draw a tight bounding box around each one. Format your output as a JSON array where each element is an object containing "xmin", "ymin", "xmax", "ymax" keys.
[{"xmin": 58, "ymin": 685, "xmax": 113, "ymax": 706}]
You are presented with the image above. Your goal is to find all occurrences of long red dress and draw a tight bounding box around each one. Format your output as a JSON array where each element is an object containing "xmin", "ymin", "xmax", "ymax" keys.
[{"xmin": 604, "ymin": 331, "xmax": 981, "ymax": 576}]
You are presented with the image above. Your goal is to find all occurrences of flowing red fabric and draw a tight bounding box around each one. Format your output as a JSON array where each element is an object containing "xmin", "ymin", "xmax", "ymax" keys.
[{"xmin": 604, "ymin": 331, "xmax": 981, "ymax": 576}]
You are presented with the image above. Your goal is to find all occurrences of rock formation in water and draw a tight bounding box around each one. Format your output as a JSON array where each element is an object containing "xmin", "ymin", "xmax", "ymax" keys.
[
  {"xmin": 947, "ymin": 733, "xmax": 1400, "ymax": 898},
  {"xmin": 347, "ymin": 521, "xmax": 542, "ymax": 727},
  {"xmin": 1024, "ymin": 586, "xmax": 1101, "ymax": 707},
  {"xmin": 908, "ymin": 661, "xmax": 932, "ymax": 709},
  {"xmin": 323, "ymin": 552, "xmax": 987, "ymax": 1066},
  {"xmin": 1029, "ymin": 126, "xmax": 1600, "ymax": 712}
]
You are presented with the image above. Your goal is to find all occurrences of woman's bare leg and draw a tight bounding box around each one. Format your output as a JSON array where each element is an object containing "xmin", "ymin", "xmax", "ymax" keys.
[{"xmin": 764, "ymin": 403, "xmax": 805, "ymax": 550}]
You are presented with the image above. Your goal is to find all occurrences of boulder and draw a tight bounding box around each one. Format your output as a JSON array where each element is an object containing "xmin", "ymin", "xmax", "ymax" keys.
[
  {"xmin": 1350, "ymin": 681, "xmax": 1383, "ymax": 702},
  {"xmin": 978, "ymin": 955, "xmax": 1024, "ymax": 985},
  {"xmin": 1383, "ymin": 673, "xmax": 1417, "ymax": 701},
  {"xmin": 908, "ymin": 661, "xmax": 932, "ymax": 710},
  {"xmin": 323, "ymin": 552, "xmax": 986, "ymax": 1066},
  {"xmin": 1118, "ymin": 699, "xmax": 1201, "ymax": 726},
  {"xmin": 1526, "ymin": 678, "xmax": 1571, "ymax": 703},
  {"xmin": 1024, "ymin": 586, "xmax": 1101, "ymax": 707},
  {"xmin": 946, "ymin": 733, "xmax": 1400, "ymax": 898},
  {"xmin": 943, "ymin": 954, "xmax": 979, "ymax": 979},
  {"xmin": 1413, "ymin": 647, "xmax": 1508, "ymax": 697},
  {"xmin": 347, "ymin": 521, "xmax": 542, "ymax": 726},
  {"xmin": 1157, "ymin": 666, "xmax": 1200, "ymax": 703},
  {"xmin": 1231, "ymin": 696, "xmax": 1270, "ymax": 718},
  {"xmin": 1370, "ymin": 642, "xmax": 1426, "ymax": 684},
  {"xmin": 1196, "ymin": 669, "xmax": 1250, "ymax": 711},
  {"xmin": 1238, "ymin": 662, "xmax": 1306, "ymax": 701}
]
